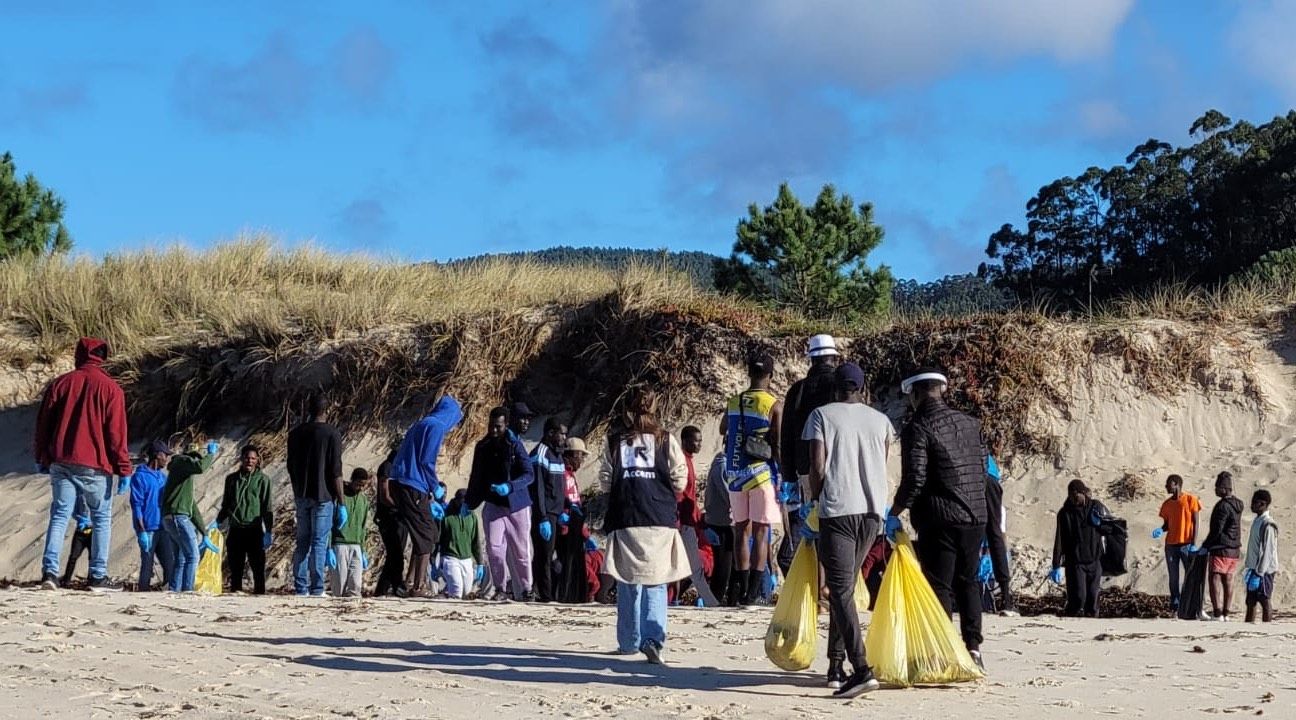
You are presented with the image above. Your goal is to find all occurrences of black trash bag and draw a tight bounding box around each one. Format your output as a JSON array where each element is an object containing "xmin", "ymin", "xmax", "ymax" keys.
[
  {"xmin": 1176, "ymin": 552, "xmax": 1209, "ymax": 620},
  {"xmin": 1099, "ymin": 517, "xmax": 1129, "ymax": 577}
]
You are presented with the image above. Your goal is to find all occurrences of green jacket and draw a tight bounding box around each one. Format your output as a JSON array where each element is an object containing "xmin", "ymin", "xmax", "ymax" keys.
[
  {"xmin": 333, "ymin": 490, "xmax": 370, "ymax": 546},
  {"xmin": 162, "ymin": 451, "xmax": 215, "ymax": 531},
  {"xmin": 217, "ymin": 469, "xmax": 273, "ymax": 530},
  {"xmin": 439, "ymin": 510, "xmax": 482, "ymax": 562}
]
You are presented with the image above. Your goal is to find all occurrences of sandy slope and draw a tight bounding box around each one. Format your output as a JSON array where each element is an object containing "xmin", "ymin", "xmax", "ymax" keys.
[{"xmin": 1, "ymin": 588, "xmax": 1292, "ymax": 719}]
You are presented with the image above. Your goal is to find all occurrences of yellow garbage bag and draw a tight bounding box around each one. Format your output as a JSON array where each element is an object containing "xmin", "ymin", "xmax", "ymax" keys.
[
  {"xmin": 854, "ymin": 571, "xmax": 871, "ymax": 612},
  {"xmin": 194, "ymin": 528, "xmax": 224, "ymax": 595},
  {"xmin": 864, "ymin": 531, "xmax": 982, "ymax": 686},
  {"xmin": 765, "ymin": 541, "xmax": 818, "ymax": 671}
]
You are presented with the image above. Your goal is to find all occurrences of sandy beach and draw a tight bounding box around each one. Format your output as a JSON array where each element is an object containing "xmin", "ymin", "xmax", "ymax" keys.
[{"xmin": 2, "ymin": 587, "xmax": 1291, "ymax": 719}]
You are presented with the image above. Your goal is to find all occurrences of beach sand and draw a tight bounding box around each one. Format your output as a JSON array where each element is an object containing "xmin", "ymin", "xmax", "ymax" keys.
[{"xmin": 1, "ymin": 587, "xmax": 1291, "ymax": 719}]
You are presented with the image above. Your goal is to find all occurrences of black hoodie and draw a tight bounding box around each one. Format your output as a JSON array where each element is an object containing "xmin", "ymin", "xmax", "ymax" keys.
[
  {"xmin": 1053, "ymin": 498, "xmax": 1109, "ymax": 568},
  {"xmin": 1203, "ymin": 496, "xmax": 1245, "ymax": 558}
]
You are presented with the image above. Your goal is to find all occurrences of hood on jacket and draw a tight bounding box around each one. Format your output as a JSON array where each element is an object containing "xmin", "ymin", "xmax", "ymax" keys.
[
  {"xmin": 74, "ymin": 337, "xmax": 110, "ymax": 368},
  {"xmin": 429, "ymin": 395, "xmax": 464, "ymax": 430}
]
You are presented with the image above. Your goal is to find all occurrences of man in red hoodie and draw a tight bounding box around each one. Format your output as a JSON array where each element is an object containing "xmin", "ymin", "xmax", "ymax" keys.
[{"xmin": 34, "ymin": 338, "xmax": 132, "ymax": 592}]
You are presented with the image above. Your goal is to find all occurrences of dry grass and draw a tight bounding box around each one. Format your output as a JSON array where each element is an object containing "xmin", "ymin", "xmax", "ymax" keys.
[{"xmin": 0, "ymin": 235, "xmax": 707, "ymax": 359}]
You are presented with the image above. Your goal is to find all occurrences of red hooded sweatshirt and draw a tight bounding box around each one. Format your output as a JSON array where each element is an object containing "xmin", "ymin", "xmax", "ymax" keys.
[{"xmin": 33, "ymin": 338, "xmax": 132, "ymax": 477}]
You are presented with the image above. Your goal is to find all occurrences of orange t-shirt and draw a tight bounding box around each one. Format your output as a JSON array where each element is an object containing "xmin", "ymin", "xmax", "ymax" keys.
[{"xmin": 1158, "ymin": 493, "xmax": 1202, "ymax": 545}]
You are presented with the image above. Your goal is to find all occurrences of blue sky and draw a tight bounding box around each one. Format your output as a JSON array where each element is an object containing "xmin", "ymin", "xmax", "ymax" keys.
[{"xmin": 2, "ymin": 1, "xmax": 1293, "ymax": 281}]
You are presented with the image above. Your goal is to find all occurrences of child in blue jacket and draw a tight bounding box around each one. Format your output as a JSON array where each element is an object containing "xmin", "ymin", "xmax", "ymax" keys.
[{"xmin": 130, "ymin": 440, "xmax": 175, "ymax": 590}]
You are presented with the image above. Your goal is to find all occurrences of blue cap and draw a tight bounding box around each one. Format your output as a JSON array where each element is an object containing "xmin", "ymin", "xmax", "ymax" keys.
[{"xmin": 834, "ymin": 362, "xmax": 866, "ymax": 391}]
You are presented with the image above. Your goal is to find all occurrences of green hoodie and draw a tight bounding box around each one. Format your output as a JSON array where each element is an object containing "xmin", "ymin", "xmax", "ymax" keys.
[
  {"xmin": 333, "ymin": 490, "xmax": 370, "ymax": 546},
  {"xmin": 217, "ymin": 469, "xmax": 273, "ymax": 530},
  {"xmin": 163, "ymin": 451, "xmax": 215, "ymax": 531}
]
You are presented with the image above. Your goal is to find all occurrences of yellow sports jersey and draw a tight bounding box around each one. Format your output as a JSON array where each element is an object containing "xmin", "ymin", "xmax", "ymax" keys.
[{"xmin": 725, "ymin": 389, "xmax": 777, "ymax": 492}]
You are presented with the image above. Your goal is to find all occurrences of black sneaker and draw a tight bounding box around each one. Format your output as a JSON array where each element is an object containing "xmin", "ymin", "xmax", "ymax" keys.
[
  {"xmin": 88, "ymin": 576, "xmax": 124, "ymax": 593},
  {"xmin": 826, "ymin": 660, "xmax": 847, "ymax": 689},
  {"xmin": 520, "ymin": 590, "xmax": 536, "ymax": 603},
  {"xmin": 833, "ymin": 669, "xmax": 879, "ymax": 699},
  {"xmin": 40, "ymin": 573, "xmax": 58, "ymax": 590},
  {"xmin": 642, "ymin": 641, "xmax": 667, "ymax": 665}
]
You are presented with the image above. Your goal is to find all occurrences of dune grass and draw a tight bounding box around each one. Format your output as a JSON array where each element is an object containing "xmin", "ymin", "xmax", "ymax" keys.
[{"xmin": 0, "ymin": 236, "xmax": 718, "ymax": 360}]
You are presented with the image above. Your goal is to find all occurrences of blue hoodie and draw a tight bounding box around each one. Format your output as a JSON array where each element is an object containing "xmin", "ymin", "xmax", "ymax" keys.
[
  {"xmin": 130, "ymin": 462, "xmax": 167, "ymax": 532},
  {"xmin": 391, "ymin": 396, "xmax": 464, "ymax": 496}
]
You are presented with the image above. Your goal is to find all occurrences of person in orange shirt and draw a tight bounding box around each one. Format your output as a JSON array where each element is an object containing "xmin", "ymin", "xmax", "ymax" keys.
[{"xmin": 1154, "ymin": 474, "xmax": 1202, "ymax": 611}]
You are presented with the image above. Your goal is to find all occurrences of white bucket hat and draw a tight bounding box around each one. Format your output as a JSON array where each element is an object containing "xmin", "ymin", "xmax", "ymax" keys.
[{"xmin": 807, "ymin": 334, "xmax": 839, "ymax": 358}]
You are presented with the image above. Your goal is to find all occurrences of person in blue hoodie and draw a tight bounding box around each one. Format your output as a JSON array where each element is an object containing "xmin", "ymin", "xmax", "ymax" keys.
[
  {"xmin": 130, "ymin": 440, "xmax": 175, "ymax": 590},
  {"xmin": 465, "ymin": 406, "xmax": 536, "ymax": 601},
  {"xmin": 389, "ymin": 395, "xmax": 464, "ymax": 598}
]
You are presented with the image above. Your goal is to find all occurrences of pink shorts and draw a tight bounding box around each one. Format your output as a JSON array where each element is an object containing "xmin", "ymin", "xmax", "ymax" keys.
[
  {"xmin": 1210, "ymin": 555, "xmax": 1240, "ymax": 575},
  {"xmin": 729, "ymin": 481, "xmax": 782, "ymax": 525}
]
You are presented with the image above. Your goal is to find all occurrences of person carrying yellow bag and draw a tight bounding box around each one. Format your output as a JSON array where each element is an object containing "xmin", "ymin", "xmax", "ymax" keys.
[
  {"xmin": 865, "ymin": 530, "xmax": 983, "ymax": 686},
  {"xmin": 800, "ymin": 362, "xmax": 895, "ymax": 699}
]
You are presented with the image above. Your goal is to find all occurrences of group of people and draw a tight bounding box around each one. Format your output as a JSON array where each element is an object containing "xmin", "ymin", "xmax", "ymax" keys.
[{"xmin": 32, "ymin": 332, "xmax": 1282, "ymax": 701}]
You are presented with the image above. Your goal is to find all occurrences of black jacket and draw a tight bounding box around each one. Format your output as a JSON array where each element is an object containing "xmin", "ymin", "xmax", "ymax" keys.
[
  {"xmin": 529, "ymin": 442, "xmax": 567, "ymax": 519},
  {"xmin": 1203, "ymin": 496, "xmax": 1245, "ymax": 558},
  {"xmin": 1053, "ymin": 498, "xmax": 1110, "ymax": 568},
  {"xmin": 894, "ymin": 398, "xmax": 988, "ymax": 532},
  {"xmin": 780, "ymin": 363, "xmax": 838, "ymax": 477}
]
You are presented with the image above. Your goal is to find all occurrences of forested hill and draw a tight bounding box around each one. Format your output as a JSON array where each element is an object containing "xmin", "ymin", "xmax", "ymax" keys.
[{"xmin": 448, "ymin": 246, "xmax": 722, "ymax": 288}]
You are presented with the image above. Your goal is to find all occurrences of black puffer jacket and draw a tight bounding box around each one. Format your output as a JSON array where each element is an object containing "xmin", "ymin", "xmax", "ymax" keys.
[
  {"xmin": 1203, "ymin": 496, "xmax": 1245, "ymax": 558},
  {"xmin": 894, "ymin": 398, "xmax": 988, "ymax": 531}
]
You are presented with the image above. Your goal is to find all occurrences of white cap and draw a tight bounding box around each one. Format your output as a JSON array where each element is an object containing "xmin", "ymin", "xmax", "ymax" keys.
[{"xmin": 807, "ymin": 334, "xmax": 839, "ymax": 358}]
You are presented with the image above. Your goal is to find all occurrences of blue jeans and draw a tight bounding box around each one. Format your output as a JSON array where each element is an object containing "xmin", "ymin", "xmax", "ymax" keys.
[
  {"xmin": 293, "ymin": 498, "xmax": 334, "ymax": 595},
  {"xmin": 164, "ymin": 515, "xmax": 200, "ymax": 592},
  {"xmin": 43, "ymin": 465, "xmax": 112, "ymax": 579},
  {"xmin": 616, "ymin": 582, "xmax": 668, "ymax": 653},
  {"xmin": 138, "ymin": 529, "xmax": 177, "ymax": 590}
]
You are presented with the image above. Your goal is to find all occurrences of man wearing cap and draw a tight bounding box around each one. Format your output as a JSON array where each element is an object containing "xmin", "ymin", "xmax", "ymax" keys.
[
  {"xmin": 721, "ymin": 350, "xmax": 783, "ymax": 606},
  {"xmin": 130, "ymin": 439, "xmax": 176, "ymax": 590},
  {"xmin": 802, "ymin": 361, "xmax": 893, "ymax": 697},
  {"xmin": 779, "ymin": 334, "xmax": 842, "ymax": 572},
  {"xmin": 887, "ymin": 367, "xmax": 990, "ymax": 670}
]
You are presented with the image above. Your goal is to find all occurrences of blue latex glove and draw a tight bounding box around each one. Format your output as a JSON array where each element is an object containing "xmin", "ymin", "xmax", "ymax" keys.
[
  {"xmin": 885, "ymin": 515, "xmax": 903, "ymax": 542},
  {"xmin": 585, "ymin": 538, "xmax": 597, "ymax": 552},
  {"xmin": 335, "ymin": 505, "xmax": 349, "ymax": 530},
  {"xmin": 75, "ymin": 515, "xmax": 92, "ymax": 532},
  {"xmin": 116, "ymin": 474, "xmax": 131, "ymax": 496},
  {"xmin": 704, "ymin": 528, "xmax": 721, "ymax": 546},
  {"xmin": 361, "ymin": 552, "xmax": 369, "ymax": 570},
  {"xmin": 206, "ymin": 441, "xmax": 220, "ymax": 456},
  {"xmin": 262, "ymin": 531, "xmax": 273, "ymax": 550},
  {"xmin": 137, "ymin": 531, "xmax": 153, "ymax": 554},
  {"xmin": 558, "ymin": 511, "xmax": 570, "ymax": 525},
  {"xmin": 458, "ymin": 503, "xmax": 472, "ymax": 517},
  {"xmin": 796, "ymin": 502, "xmax": 814, "ymax": 522},
  {"xmin": 977, "ymin": 555, "xmax": 994, "ymax": 583},
  {"xmin": 777, "ymin": 481, "xmax": 799, "ymax": 505},
  {"xmin": 430, "ymin": 502, "xmax": 446, "ymax": 521},
  {"xmin": 1246, "ymin": 570, "xmax": 1262, "ymax": 592},
  {"xmin": 798, "ymin": 522, "xmax": 819, "ymax": 541},
  {"xmin": 490, "ymin": 483, "xmax": 510, "ymax": 497},
  {"xmin": 1049, "ymin": 567, "xmax": 1064, "ymax": 585},
  {"xmin": 326, "ymin": 547, "xmax": 337, "ymax": 569},
  {"xmin": 474, "ymin": 565, "xmax": 485, "ymax": 583},
  {"xmin": 1152, "ymin": 527, "xmax": 1165, "ymax": 540},
  {"xmin": 568, "ymin": 504, "xmax": 584, "ymax": 519},
  {"xmin": 538, "ymin": 520, "xmax": 553, "ymax": 542},
  {"xmin": 199, "ymin": 535, "xmax": 219, "ymax": 555},
  {"xmin": 763, "ymin": 570, "xmax": 777, "ymax": 597},
  {"xmin": 1184, "ymin": 544, "xmax": 1201, "ymax": 555},
  {"xmin": 432, "ymin": 483, "xmax": 446, "ymax": 501}
]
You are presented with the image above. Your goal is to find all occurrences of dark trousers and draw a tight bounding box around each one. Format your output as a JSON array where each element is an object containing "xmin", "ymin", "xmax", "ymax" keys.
[
  {"xmin": 916, "ymin": 524, "xmax": 985, "ymax": 651},
  {"xmin": 531, "ymin": 513, "xmax": 558, "ymax": 602},
  {"xmin": 821, "ymin": 513, "xmax": 882, "ymax": 671},
  {"xmin": 984, "ymin": 481, "xmax": 1014, "ymax": 606},
  {"xmin": 62, "ymin": 530, "xmax": 92, "ymax": 585},
  {"xmin": 778, "ymin": 510, "xmax": 802, "ymax": 577},
  {"xmin": 375, "ymin": 505, "xmax": 407, "ymax": 596},
  {"xmin": 705, "ymin": 524, "xmax": 737, "ymax": 606},
  {"xmin": 1064, "ymin": 560, "xmax": 1101, "ymax": 617},
  {"xmin": 225, "ymin": 524, "xmax": 266, "ymax": 594}
]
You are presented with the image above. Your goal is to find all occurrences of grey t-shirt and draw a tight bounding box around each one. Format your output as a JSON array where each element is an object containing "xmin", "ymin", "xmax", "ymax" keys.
[
  {"xmin": 803, "ymin": 402, "xmax": 894, "ymax": 519},
  {"xmin": 702, "ymin": 453, "xmax": 732, "ymax": 526}
]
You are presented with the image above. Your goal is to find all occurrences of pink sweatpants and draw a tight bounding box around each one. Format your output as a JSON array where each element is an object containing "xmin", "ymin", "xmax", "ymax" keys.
[{"xmin": 483, "ymin": 503, "xmax": 533, "ymax": 596}]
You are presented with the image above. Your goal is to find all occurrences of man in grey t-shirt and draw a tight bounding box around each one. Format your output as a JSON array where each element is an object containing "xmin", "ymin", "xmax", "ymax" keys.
[{"xmin": 803, "ymin": 362, "xmax": 894, "ymax": 698}]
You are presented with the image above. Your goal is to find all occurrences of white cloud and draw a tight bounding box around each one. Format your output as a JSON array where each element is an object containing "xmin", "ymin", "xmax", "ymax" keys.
[
  {"xmin": 1230, "ymin": 0, "xmax": 1296, "ymax": 103},
  {"xmin": 1077, "ymin": 99, "xmax": 1131, "ymax": 138}
]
